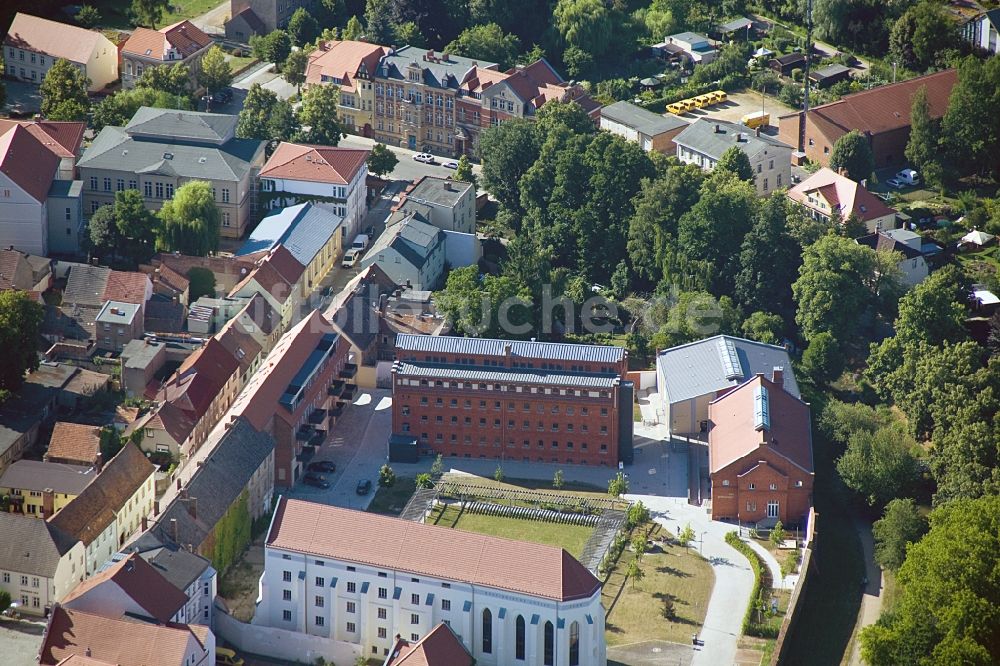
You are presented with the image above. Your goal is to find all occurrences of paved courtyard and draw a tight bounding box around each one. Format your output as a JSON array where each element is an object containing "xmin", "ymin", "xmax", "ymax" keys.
[{"xmin": 0, "ymin": 618, "xmax": 46, "ymax": 666}]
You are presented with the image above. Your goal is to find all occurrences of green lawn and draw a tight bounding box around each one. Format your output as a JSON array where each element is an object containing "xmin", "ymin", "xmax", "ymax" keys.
[
  {"xmin": 603, "ymin": 525, "xmax": 715, "ymax": 646},
  {"xmin": 367, "ymin": 477, "xmax": 417, "ymax": 517},
  {"xmin": 226, "ymin": 55, "xmax": 257, "ymax": 76},
  {"xmin": 430, "ymin": 504, "xmax": 593, "ymax": 558},
  {"xmin": 90, "ymin": 0, "xmax": 224, "ymax": 30}
]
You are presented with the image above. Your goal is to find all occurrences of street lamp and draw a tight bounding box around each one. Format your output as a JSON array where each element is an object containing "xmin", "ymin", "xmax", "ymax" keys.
[{"xmin": 699, "ymin": 531, "xmax": 707, "ymax": 555}]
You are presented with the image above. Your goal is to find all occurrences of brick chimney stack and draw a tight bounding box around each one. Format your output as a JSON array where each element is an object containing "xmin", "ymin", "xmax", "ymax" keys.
[{"xmin": 772, "ymin": 367, "xmax": 784, "ymax": 387}]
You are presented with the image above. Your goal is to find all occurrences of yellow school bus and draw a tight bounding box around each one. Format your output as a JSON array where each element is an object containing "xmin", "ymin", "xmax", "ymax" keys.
[{"xmin": 741, "ymin": 110, "xmax": 770, "ymax": 129}]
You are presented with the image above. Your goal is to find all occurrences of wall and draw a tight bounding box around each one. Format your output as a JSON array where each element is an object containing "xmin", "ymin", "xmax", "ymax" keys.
[
  {"xmin": 773, "ymin": 508, "xmax": 816, "ymax": 665},
  {"xmin": 442, "ymin": 229, "xmax": 480, "ymax": 269},
  {"xmin": 217, "ymin": 609, "xmax": 362, "ymax": 664},
  {"xmin": 0, "ymin": 171, "xmax": 46, "ymax": 255}
]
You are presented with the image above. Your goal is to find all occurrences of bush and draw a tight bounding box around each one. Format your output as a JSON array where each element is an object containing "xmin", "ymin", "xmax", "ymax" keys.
[
  {"xmin": 415, "ymin": 472, "xmax": 434, "ymax": 489},
  {"xmin": 378, "ymin": 464, "xmax": 396, "ymax": 488},
  {"xmin": 791, "ymin": 67, "xmax": 803, "ymax": 81},
  {"xmin": 725, "ymin": 531, "xmax": 772, "ymax": 636},
  {"xmin": 0, "ymin": 589, "xmax": 10, "ymax": 612}
]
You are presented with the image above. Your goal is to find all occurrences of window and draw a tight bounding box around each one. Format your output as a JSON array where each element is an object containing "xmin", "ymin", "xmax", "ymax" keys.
[
  {"xmin": 569, "ymin": 621, "xmax": 580, "ymax": 666},
  {"xmin": 283, "ymin": 590, "xmax": 291, "ymax": 601},
  {"xmin": 316, "ymin": 577, "xmax": 324, "ymax": 587},
  {"xmin": 378, "ymin": 627, "xmax": 387, "ymax": 639},
  {"xmin": 722, "ymin": 479, "xmax": 730, "ymax": 487},
  {"xmin": 770, "ymin": 483, "xmax": 778, "ymax": 490},
  {"xmin": 346, "ymin": 621, "xmax": 356, "ymax": 632},
  {"xmin": 315, "ymin": 596, "xmax": 324, "ymax": 607},
  {"xmin": 222, "ymin": 188, "xmax": 230, "ymax": 203},
  {"xmin": 411, "ymin": 593, "xmax": 419, "ymax": 605},
  {"xmin": 116, "ymin": 178, "xmax": 125, "ymax": 191},
  {"xmin": 482, "ymin": 608, "xmax": 492, "ymax": 654},
  {"xmin": 347, "ymin": 601, "xmax": 356, "ymax": 613},
  {"xmin": 89, "ymin": 177, "xmax": 98, "ymax": 190},
  {"xmin": 282, "ymin": 610, "xmax": 292, "ymax": 621},
  {"xmin": 128, "ymin": 179, "xmax": 137, "ymax": 190},
  {"xmin": 166, "ymin": 184, "xmax": 174, "ymax": 198},
  {"xmin": 411, "ymin": 633, "xmax": 420, "ymax": 641},
  {"xmin": 441, "ymin": 599, "xmax": 450, "ymax": 611},
  {"xmin": 378, "ymin": 607, "xmax": 387, "ymax": 619},
  {"xmin": 411, "ymin": 613, "xmax": 419, "ymax": 625},
  {"xmin": 748, "ymin": 483, "xmax": 755, "ymax": 490},
  {"xmin": 515, "ymin": 615, "xmax": 526, "ymax": 660},
  {"xmin": 144, "ymin": 182, "xmax": 153, "ymax": 197},
  {"xmin": 347, "ymin": 582, "xmax": 356, "ymax": 593},
  {"xmin": 1, "ymin": 573, "xmax": 7, "ymax": 583},
  {"xmin": 283, "ymin": 571, "xmax": 292, "ymax": 582}
]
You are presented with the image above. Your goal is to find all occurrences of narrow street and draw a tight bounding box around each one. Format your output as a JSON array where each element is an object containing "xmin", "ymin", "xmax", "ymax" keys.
[{"xmin": 847, "ymin": 518, "xmax": 883, "ymax": 665}]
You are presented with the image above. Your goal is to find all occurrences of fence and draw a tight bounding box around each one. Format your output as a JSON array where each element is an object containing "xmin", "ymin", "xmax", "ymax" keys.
[{"xmin": 215, "ymin": 609, "xmax": 362, "ymax": 664}]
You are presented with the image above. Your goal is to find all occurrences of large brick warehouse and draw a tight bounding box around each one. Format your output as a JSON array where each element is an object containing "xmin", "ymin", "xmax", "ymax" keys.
[{"xmin": 390, "ymin": 335, "xmax": 634, "ymax": 466}]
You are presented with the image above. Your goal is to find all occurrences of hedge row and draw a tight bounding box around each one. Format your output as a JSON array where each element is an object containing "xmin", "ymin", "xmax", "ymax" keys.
[{"xmin": 725, "ymin": 531, "xmax": 770, "ymax": 636}]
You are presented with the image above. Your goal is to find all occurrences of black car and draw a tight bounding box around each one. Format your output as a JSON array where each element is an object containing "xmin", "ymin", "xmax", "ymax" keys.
[
  {"xmin": 212, "ymin": 88, "xmax": 233, "ymax": 104},
  {"xmin": 356, "ymin": 479, "xmax": 372, "ymax": 495},
  {"xmin": 302, "ymin": 472, "xmax": 330, "ymax": 489},
  {"xmin": 308, "ymin": 460, "xmax": 337, "ymax": 473}
]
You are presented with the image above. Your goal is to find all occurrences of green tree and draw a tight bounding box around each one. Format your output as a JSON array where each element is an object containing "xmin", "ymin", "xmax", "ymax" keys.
[
  {"xmin": 889, "ymin": 1, "xmax": 959, "ymax": 71},
  {"xmin": 269, "ymin": 99, "xmax": 301, "ymax": 143},
  {"xmin": 829, "ymin": 130, "xmax": 876, "ymax": 182},
  {"xmin": 343, "ymin": 15, "xmax": 365, "ymax": 41},
  {"xmin": 237, "ymin": 84, "xmax": 287, "ymax": 141},
  {"xmin": 770, "ymin": 520, "xmax": 785, "ymax": 546},
  {"xmin": 478, "ymin": 119, "xmax": 540, "ymax": 215},
  {"xmin": 87, "ymin": 204, "xmax": 118, "ymax": 260},
  {"xmin": 288, "ymin": 7, "xmax": 320, "ymax": 46},
  {"xmin": 40, "ymin": 58, "xmax": 90, "ymax": 120},
  {"xmin": 250, "ymin": 30, "xmax": 292, "ymax": 66},
  {"xmin": 393, "ymin": 21, "xmax": 423, "ymax": 47},
  {"xmin": 199, "ymin": 45, "xmax": 233, "ymax": 94},
  {"xmin": 626, "ymin": 165, "xmax": 704, "ymax": 283},
  {"xmin": 627, "ymin": 500, "xmax": 650, "ymax": 528},
  {"xmin": 135, "ymin": 62, "xmax": 190, "ymax": 96},
  {"xmin": 741, "ymin": 311, "xmax": 784, "ymax": 345},
  {"xmin": 554, "ymin": 0, "xmax": 614, "ymax": 60},
  {"xmin": 435, "ymin": 265, "xmax": 532, "ymax": 338},
  {"xmin": 678, "ymin": 523, "xmax": 695, "ymax": 548},
  {"xmin": 626, "ymin": 558, "xmax": 644, "ymax": 589},
  {"xmin": 364, "ymin": 0, "xmax": 394, "ymax": 44},
  {"xmin": 378, "ymin": 464, "xmax": 396, "ymax": 487},
  {"xmin": 493, "ymin": 464, "xmax": 504, "ymax": 483},
  {"xmin": 282, "ymin": 49, "xmax": 309, "ymax": 93},
  {"xmin": 157, "ymin": 181, "xmax": 220, "ymax": 256},
  {"xmin": 836, "ymin": 427, "xmax": 921, "ymax": 506},
  {"xmin": 735, "ymin": 195, "xmax": 801, "ymax": 318},
  {"xmin": 631, "ymin": 534, "xmax": 648, "ymax": 562},
  {"xmin": 187, "ymin": 267, "xmax": 216, "ymax": 301},
  {"xmin": 608, "ymin": 471, "xmax": 629, "ymax": 497},
  {"xmin": 820, "ymin": 400, "xmax": 890, "ymax": 444},
  {"xmin": 131, "ymin": 0, "xmax": 169, "ymax": 28},
  {"xmin": 0, "ymin": 291, "xmax": 44, "ymax": 397},
  {"xmin": 430, "ymin": 453, "xmax": 443, "ymax": 477},
  {"xmin": 872, "ymin": 498, "xmax": 927, "ymax": 572},
  {"xmin": 802, "ymin": 331, "xmax": 845, "ymax": 384},
  {"xmin": 367, "ymin": 143, "xmax": 398, "ymax": 177},
  {"xmin": 446, "ymin": 23, "xmax": 521, "ymax": 70},
  {"xmin": 76, "ymin": 4, "xmax": 101, "ymax": 28},
  {"xmin": 296, "ymin": 83, "xmax": 345, "ymax": 145},
  {"xmin": 552, "ymin": 469, "xmax": 564, "ymax": 489},
  {"xmin": 92, "ymin": 86, "xmax": 192, "ymax": 131},
  {"xmin": 0, "ymin": 589, "xmax": 11, "ymax": 613},
  {"xmin": 415, "ymin": 472, "xmax": 434, "ymax": 488},
  {"xmin": 942, "ymin": 56, "xmax": 1000, "ymax": 179},
  {"xmin": 860, "ymin": 495, "xmax": 1000, "ymax": 665},
  {"xmin": 905, "ymin": 85, "xmax": 940, "ymax": 177},
  {"xmin": 453, "ymin": 155, "xmax": 477, "ymax": 188},
  {"xmin": 716, "ymin": 145, "xmax": 754, "ymax": 182},
  {"xmin": 102, "ymin": 189, "xmax": 159, "ymax": 263}
]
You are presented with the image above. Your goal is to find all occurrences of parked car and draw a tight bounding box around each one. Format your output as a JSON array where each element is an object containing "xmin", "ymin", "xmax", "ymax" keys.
[
  {"xmin": 216, "ymin": 647, "xmax": 244, "ymax": 666},
  {"xmin": 885, "ymin": 177, "xmax": 904, "ymax": 189},
  {"xmin": 896, "ymin": 168, "xmax": 920, "ymax": 186},
  {"xmin": 413, "ymin": 152, "xmax": 436, "ymax": 164},
  {"xmin": 442, "ymin": 160, "xmax": 459, "ymax": 169},
  {"xmin": 351, "ymin": 234, "xmax": 370, "ymax": 252},
  {"xmin": 308, "ymin": 460, "xmax": 337, "ymax": 473},
  {"xmin": 356, "ymin": 479, "xmax": 372, "ymax": 495},
  {"xmin": 303, "ymin": 472, "xmax": 330, "ymax": 489},
  {"xmin": 341, "ymin": 249, "xmax": 361, "ymax": 268},
  {"xmin": 212, "ymin": 89, "xmax": 233, "ymax": 104}
]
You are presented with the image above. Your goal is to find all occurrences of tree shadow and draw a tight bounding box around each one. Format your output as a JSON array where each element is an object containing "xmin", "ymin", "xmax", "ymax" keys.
[{"xmin": 656, "ymin": 565, "xmax": 693, "ymax": 577}]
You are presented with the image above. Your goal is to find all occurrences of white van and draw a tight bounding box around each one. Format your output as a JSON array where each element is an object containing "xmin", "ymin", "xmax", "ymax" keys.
[
  {"xmin": 351, "ymin": 234, "xmax": 370, "ymax": 252},
  {"xmin": 896, "ymin": 169, "xmax": 920, "ymax": 186}
]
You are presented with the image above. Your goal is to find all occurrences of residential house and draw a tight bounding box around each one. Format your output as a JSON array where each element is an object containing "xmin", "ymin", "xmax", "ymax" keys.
[
  {"xmin": 229, "ymin": 310, "xmax": 351, "ymax": 487},
  {"xmin": 0, "ymin": 382, "xmax": 62, "ymax": 473},
  {"xmin": 360, "ymin": 212, "xmax": 447, "ymax": 290},
  {"xmin": 856, "ymin": 230, "xmax": 929, "ymax": 287},
  {"xmin": 149, "ymin": 263, "xmax": 191, "ymax": 306},
  {"xmin": 708, "ymin": 371, "xmax": 814, "ymax": 525},
  {"xmin": 61, "ymin": 552, "xmax": 188, "ymax": 623},
  {"xmin": 787, "ymin": 167, "xmax": 898, "ymax": 233},
  {"xmin": 120, "ymin": 20, "xmax": 213, "ymax": 90},
  {"xmin": 24, "ymin": 361, "xmax": 111, "ymax": 411},
  {"xmin": 256, "ymin": 498, "xmax": 606, "ymax": 665},
  {"xmin": 0, "ymin": 460, "xmax": 97, "ymax": 518},
  {"xmin": 963, "ymin": 9, "xmax": 1000, "ymax": 55},
  {"xmin": 674, "ymin": 119, "xmax": 793, "ymax": 195},
  {"xmin": 216, "ymin": 314, "xmax": 264, "ymax": 387},
  {"xmin": 0, "ymin": 123, "xmax": 83, "ymax": 256},
  {"xmin": 3, "ymin": 13, "xmax": 118, "ymax": 90},
  {"xmin": 259, "ymin": 142, "xmax": 370, "ymax": 238},
  {"xmin": 656, "ymin": 335, "xmax": 799, "ymax": 436},
  {"xmin": 396, "ymin": 176, "xmax": 476, "ymax": 235},
  {"xmin": 391, "ymin": 334, "xmax": 632, "ymax": 465},
  {"xmin": 778, "ymin": 69, "xmax": 957, "ymax": 167},
  {"xmin": 229, "ymin": 245, "xmax": 306, "ymax": 331},
  {"xmin": 146, "ymin": 417, "xmax": 275, "ymax": 564},
  {"xmin": 231, "ymin": 292, "xmax": 281, "ymax": 353},
  {"xmin": 386, "ymin": 623, "xmax": 474, "ymax": 666},
  {"xmin": 225, "ymin": 0, "xmax": 318, "ymax": 41},
  {"xmin": 599, "ymin": 101, "xmax": 689, "ymax": 155},
  {"xmin": 716, "ymin": 17, "xmax": 755, "ymax": 39},
  {"xmin": 328, "ymin": 280, "xmax": 383, "ymax": 388},
  {"xmin": 59, "ymin": 265, "xmax": 152, "ymax": 343},
  {"xmin": 0, "ymin": 248, "xmax": 53, "ymax": 294},
  {"xmin": 48, "ymin": 443, "xmax": 156, "ymax": 575},
  {"xmin": 145, "ymin": 295, "xmax": 188, "ymax": 333},
  {"xmin": 120, "ymin": 531, "xmax": 217, "ymax": 627},
  {"xmin": 141, "ymin": 337, "xmax": 241, "ymax": 459},
  {"xmin": 0, "ymin": 119, "xmax": 86, "ymax": 180},
  {"xmin": 304, "ymin": 40, "xmax": 387, "ymax": 137},
  {"xmin": 44, "ymin": 422, "xmax": 102, "ymax": 467},
  {"xmin": 0, "ymin": 513, "xmax": 85, "ymax": 616},
  {"xmin": 237, "ymin": 202, "xmax": 345, "ymax": 293},
  {"xmin": 809, "ymin": 64, "xmax": 853, "ymax": 88},
  {"xmin": 77, "ymin": 107, "xmax": 266, "ymax": 238},
  {"xmin": 769, "ymin": 52, "xmax": 807, "ymax": 76},
  {"xmin": 95, "ymin": 301, "xmax": 143, "ymax": 353},
  {"xmin": 120, "ymin": 339, "xmax": 168, "ymax": 398},
  {"xmin": 38, "ymin": 606, "xmax": 214, "ymax": 665},
  {"xmin": 153, "ymin": 252, "xmax": 258, "ymax": 295},
  {"xmin": 659, "ymin": 32, "xmax": 718, "ymax": 64}
]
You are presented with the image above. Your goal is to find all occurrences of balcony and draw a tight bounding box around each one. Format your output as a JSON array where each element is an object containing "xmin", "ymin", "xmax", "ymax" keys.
[
  {"xmin": 341, "ymin": 385, "xmax": 357, "ymax": 401},
  {"xmin": 339, "ymin": 364, "xmax": 358, "ymax": 379},
  {"xmin": 329, "ymin": 405, "xmax": 344, "ymax": 419},
  {"xmin": 328, "ymin": 380, "xmax": 345, "ymax": 397},
  {"xmin": 296, "ymin": 425, "xmax": 314, "ymax": 441},
  {"xmin": 308, "ymin": 408, "xmax": 328, "ymax": 425}
]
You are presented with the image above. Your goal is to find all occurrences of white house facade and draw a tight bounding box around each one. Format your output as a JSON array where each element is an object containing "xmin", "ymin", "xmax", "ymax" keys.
[
  {"xmin": 675, "ymin": 119, "xmax": 793, "ymax": 196},
  {"xmin": 255, "ymin": 498, "xmax": 606, "ymax": 666}
]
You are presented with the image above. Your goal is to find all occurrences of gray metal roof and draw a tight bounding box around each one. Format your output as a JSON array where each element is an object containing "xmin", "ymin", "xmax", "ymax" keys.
[
  {"xmin": 656, "ymin": 335, "xmax": 798, "ymax": 403},
  {"xmin": 810, "ymin": 64, "xmax": 852, "ymax": 79},
  {"xmin": 125, "ymin": 107, "xmax": 237, "ymax": 145},
  {"xmin": 378, "ymin": 46, "xmax": 495, "ymax": 89},
  {"xmin": 601, "ymin": 101, "xmax": 688, "ymax": 136},
  {"xmin": 405, "ymin": 176, "xmax": 473, "ymax": 208},
  {"xmin": 96, "ymin": 300, "xmax": 140, "ymax": 325},
  {"xmin": 674, "ymin": 118, "xmax": 792, "ymax": 160},
  {"xmin": 364, "ymin": 212, "xmax": 444, "ymax": 272},
  {"xmin": 236, "ymin": 202, "xmax": 343, "ymax": 267},
  {"xmin": 718, "ymin": 17, "xmax": 753, "ymax": 32},
  {"xmin": 0, "ymin": 512, "xmax": 78, "ymax": 578},
  {"xmin": 78, "ymin": 125, "xmax": 264, "ymax": 183},
  {"xmin": 0, "ymin": 459, "xmax": 96, "ymax": 495},
  {"xmin": 119, "ymin": 532, "xmax": 213, "ymax": 592},
  {"xmin": 396, "ymin": 334, "xmax": 626, "ymax": 364},
  {"xmin": 63, "ymin": 265, "xmax": 111, "ymax": 308},
  {"xmin": 394, "ymin": 362, "xmax": 620, "ymax": 388}
]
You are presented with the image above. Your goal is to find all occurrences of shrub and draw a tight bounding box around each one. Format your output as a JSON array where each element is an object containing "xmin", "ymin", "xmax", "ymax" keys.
[
  {"xmin": 415, "ymin": 472, "xmax": 434, "ymax": 489},
  {"xmin": 378, "ymin": 464, "xmax": 396, "ymax": 488},
  {"xmin": 725, "ymin": 531, "xmax": 772, "ymax": 636}
]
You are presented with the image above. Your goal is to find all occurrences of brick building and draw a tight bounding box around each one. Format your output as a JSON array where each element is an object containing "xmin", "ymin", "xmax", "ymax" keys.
[
  {"xmin": 390, "ymin": 335, "xmax": 633, "ymax": 466},
  {"xmin": 707, "ymin": 371, "xmax": 814, "ymax": 526}
]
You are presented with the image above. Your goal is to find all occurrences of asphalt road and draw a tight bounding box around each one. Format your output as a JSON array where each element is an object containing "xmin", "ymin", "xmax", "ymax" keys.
[{"xmin": 337, "ymin": 134, "xmax": 482, "ymax": 182}]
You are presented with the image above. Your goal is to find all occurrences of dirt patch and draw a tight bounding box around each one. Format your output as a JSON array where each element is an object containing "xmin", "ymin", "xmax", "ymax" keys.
[{"xmin": 218, "ymin": 542, "xmax": 265, "ymax": 622}]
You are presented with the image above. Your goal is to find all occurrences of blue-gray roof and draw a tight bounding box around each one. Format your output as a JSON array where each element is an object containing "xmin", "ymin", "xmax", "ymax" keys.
[
  {"xmin": 601, "ymin": 101, "xmax": 688, "ymax": 136},
  {"xmin": 674, "ymin": 118, "xmax": 792, "ymax": 160},
  {"xmin": 362, "ymin": 212, "xmax": 444, "ymax": 275},
  {"xmin": 237, "ymin": 202, "xmax": 343, "ymax": 267},
  {"xmin": 377, "ymin": 46, "xmax": 495, "ymax": 89},
  {"xmin": 656, "ymin": 335, "xmax": 798, "ymax": 403},
  {"xmin": 396, "ymin": 334, "xmax": 626, "ymax": 364},
  {"xmin": 394, "ymin": 362, "xmax": 620, "ymax": 388},
  {"xmin": 125, "ymin": 107, "xmax": 237, "ymax": 145}
]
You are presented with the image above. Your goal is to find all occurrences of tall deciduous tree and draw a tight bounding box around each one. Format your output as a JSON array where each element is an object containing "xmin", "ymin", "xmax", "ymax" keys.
[
  {"xmin": 0, "ymin": 290, "xmax": 44, "ymax": 400},
  {"xmin": 716, "ymin": 145, "xmax": 754, "ymax": 182},
  {"xmin": 554, "ymin": 0, "xmax": 614, "ymax": 60},
  {"xmin": 76, "ymin": 5, "xmax": 101, "ymax": 28},
  {"xmin": 435, "ymin": 265, "xmax": 533, "ymax": 338},
  {"xmin": 199, "ymin": 46, "xmax": 233, "ymax": 94},
  {"xmin": 829, "ymin": 130, "xmax": 875, "ymax": 182},
  {"xmin": 872, "ymin": 498, "xmax": 927, "ymax": 572},
  {"xmin": 250, "ymin": 30, "xmax": 292, "ymax": 67},
  {"xmin": 889, "ymin": 0, "xmax": 959, "ymax": 72},
  {"xmin": 113, "ymin": 189, "xmax": 159, "ymax": 263},
  {"xmin": 92, "ymin": 86, "xmax": 191, "ymax": 131},
  {"xmin": 741, "ymin": 311, "xmax": 784, "ymax": 345},
  {"xmin": 296, "ymin": 83, "xmax": 344, "ymax": 145},
  {"xmin": 131, "ymin": 0, "xmax": 169, "ymax": 28},
  {"xmin": 802, "ymin": 331, "xmax": 844, "ymax": 384},
  {"xmin": 905, "ymin": 85, "xmax": 940, "ymax": 176},
  {"xmin": 364, "ymin": 0, "xmax": 394, "ymax": 45},
  {"xmin": 237, "ymin": 84, "xmax": 298, "ymax": 143},
  {"xmin": 367, "ymin": 143, "xmax": 398, "ymax": 177},
  {"xmin": 941, "ymin": 56, "xmax": 1000, "ymax": 179},
  {"xmin": 135, "ymin": 63, "xmax": 190, "ymax": 96},
  {"xmin": 735, "ymin": 194, "xmax": 801, "ymax": 319},
  {"xmin": 446, "ymin": 23, "xmax": 521, "ymax": 70},
  {"xmin": 282, "ymin": 49, "xmax": 309, "ymax": 93},
  {"xmin": 478, "ymin": 119, "xmax": 540, "ymax": 215},
  {"xmin": 287, "ymin": 7, "xmax": 320, "ymax": 46},
  {"xmin": 453, "ymin": 155, "xmax": 477, "ymax": 188},
  {"xmin": 343, "ymin": 15, "xmax": 365, "ymax": 41},
  {"xmin": 836, "ymin": 426, "xmax": 921, "ymax": 506},
  {"xmin": 157, "ymin": 181, "xmax": 220, "ymax": 256},
  {"xmin": 40, "ymin": 58, "xmax": 90, "ymax": 121},
  {"xmin": 87, "ymin": 205, "xmax": 118, "ymax": 261}
]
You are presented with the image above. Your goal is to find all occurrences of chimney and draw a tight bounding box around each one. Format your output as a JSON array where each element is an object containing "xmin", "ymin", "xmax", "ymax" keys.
[
  {"xmin": 714, "ymin": 123, "xmax": 721, "ymax": 133},
  {"xmin": 41, "ymin": 490, "xmax": 55, "ymax": 519},
  {"xmin": 153, "ymin": 500, "xmax": 160, "ymax": 516},
  {"xmin": 442, "ymin": 51, "xmax": 450, "ymax": 61},
  {"xmin": 755, "ymin": 126, "xmax": 760, "ymax": 137},
  {"xmin": 169, "ymin": 518, "xmax": 178, "ymax": 542},
  {"xmin": 443, "ymin": 181, "xmax": 453, "ymax": 191},
  {"xmin": 141, "ymin": 516, "xmax": 148, "ymax": 532},
  {"xmin": 772, "ymin": 367, "xmax": 784, "ymax": 387},
  {"xmin": 179, "ymin": 488, "xmax": 189, "ymax": 500},
  {"xmin": 176, "ymin": 478, "xmax": 182, "ymax": 491},
  {"xmin": 187, "ymin": 497, "xmax": 198, "ymax": 520}
]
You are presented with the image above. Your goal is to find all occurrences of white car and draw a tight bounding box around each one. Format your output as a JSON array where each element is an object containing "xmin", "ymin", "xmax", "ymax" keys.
[
  {"xmin": 443, "ymin": 160, "xmax": 459, "ymax": 169},
  {"xmin": 341, "ymin": 249, "xmax": 361, "ymax": 268},
  {"xmin": 413, "ymin": 152, "xmax": 436, "ymax": 164},
  {"xmin": 885, "ymin": 178, "xmax": 904, "ymax": 189}
]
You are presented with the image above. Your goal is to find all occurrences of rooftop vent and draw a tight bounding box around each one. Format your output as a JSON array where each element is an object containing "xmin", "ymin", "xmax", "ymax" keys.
[{"xmin": 163, "ymin": 152, "xmax": 173, "ymax": 160}]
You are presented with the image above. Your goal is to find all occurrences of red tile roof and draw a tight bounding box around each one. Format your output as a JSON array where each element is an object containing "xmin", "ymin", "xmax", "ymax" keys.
[
  {"xmin": 61, "ymin": 553, "xmax": 188, "ymax": 623},
  {"xmin": 122, "ymin": 20, "xmax": 212, "ymax": 61},
  {"xmin": 708, "ymin": 374, "xmax": 813, "ymax": 475},
  {"xmin": 261, "ymin": 142, "xmax": 370, "ymax": 185},
  {"xmin": 39, "ymin": 606, "xmax": 204, "ymax": 666},
  {"xmin": 787, "ymin": 167, "xmax": 897, "ymax": 222},
  {"xmin": 233, "ymin": 245, "xmax": 305, "ymax": 304},
  {"xmin": 158, "ymin": 337, "xmax": 239, "ymax": 419},
  {"xmin": 387, "ymin": 623, "xmax": 474, "ymax": 666},
  {"xmin": 267, "ymin": 498, "xmax": 602, "ymax": 602},
  {"xmin": 0, "ymin": 124, "xmax": 60, "ymax": 202},
  {"xmin": 305, "ymin": 39, "xmax": 386, "ymax": 92},
  {"xmin": 103, "ymin": 271, "xmax": 150, "ymax": 305},
  {"xmin": 45, "ymin": 422, "xmax": 102, "ymax": 466},
  {"xmin": 0, "ymin": 120, "xmax": 85, "ymax": 159}
]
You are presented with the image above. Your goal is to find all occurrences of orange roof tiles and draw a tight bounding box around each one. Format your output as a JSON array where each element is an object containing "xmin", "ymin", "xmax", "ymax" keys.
[
  {"xmin": 0, "ymin": 120, "xmax": 85, "ymax": 159},
  {"xmin": 159, "ymin": 337, "xmax": 239, "ymax": 418},
  {"xmin": 787, "ymin": 167, "xmax": 897, "ymax": 222},
  {"xmin": 387, "ymin": 623, "xmax": 473, "ymax": 666},
  {"xmin": 103, "ymin": 271, "xmax": 150, "ymax": 305},
  {"xmin": 0, "ymin": 124, "xmax": 60, "ymax": 202},
  {"xmin": 261, "ymin": 142, "xmax": 370, "ymax": 185},
  {"xmin": 268, "ymin": 498, "xmax": 602, "ymax": 602},
  {"xmin": 45, "ymin": 422, "xmax": 102, "ymax": 466},
  {"xmin": 122, "ymin": 20, "xmax": 212, "ymax": 61},
  {"xmin": 62, "ymin": 553, "xmax": 188, "ymax": 623},
  {"xmin": 305, "ymin": 39, "xmax": 386, "ymax": 92}
]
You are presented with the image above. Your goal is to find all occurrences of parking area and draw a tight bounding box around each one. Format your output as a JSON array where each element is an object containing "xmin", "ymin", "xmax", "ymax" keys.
[{"xmin": 672, "ymin": 89, "xmax": 795, "ymax": 130}]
